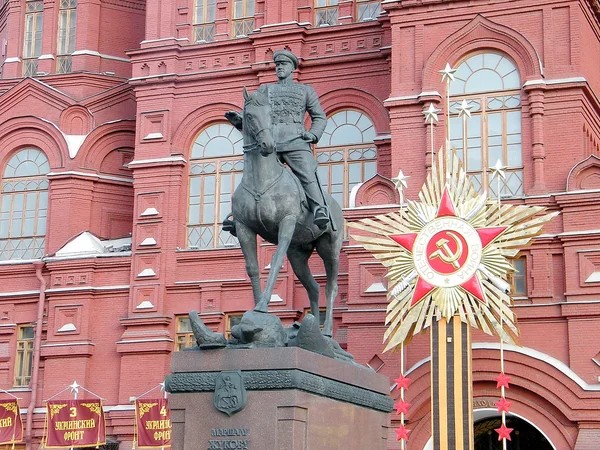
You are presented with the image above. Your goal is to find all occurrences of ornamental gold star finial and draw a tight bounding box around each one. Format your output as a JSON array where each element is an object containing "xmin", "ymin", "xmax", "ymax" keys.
[
  {"xmin": 457, "ymin": 99, "xmax": 473, "ymax": 118},
  {"xmin": 439, "ymin": 63, "xmax": 457, "ymax": 82},
  {"xmin": 392, "ymin": 170, "xmax": 410, "ymax": 207},
  {"xmin": 392, "ymin": 170, "xmax": 410, "ymax": 192},
  {"xmin": 423, "ymin": 103, "xmax": 440, "ymax": 124},
  {"xmin": 349, "ymin": 150, "xmax": 559, "ymax": 351},
  {"xmin": 69, "ymin": 381, "xmax": 80, "ymax": 395},
  {"xmin": 491, "ymin": 159, "xmax": 506, "ymax": 180}
]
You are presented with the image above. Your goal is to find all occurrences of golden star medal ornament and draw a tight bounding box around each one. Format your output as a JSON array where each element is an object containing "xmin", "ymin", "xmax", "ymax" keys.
[{"xmin": 349, "ymin": 151, "xmax": 558, "ymax": 352}]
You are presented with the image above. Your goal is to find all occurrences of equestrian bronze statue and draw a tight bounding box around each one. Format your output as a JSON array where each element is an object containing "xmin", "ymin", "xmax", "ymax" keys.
[{"xmin": 189, "ymin": 50, "xmax": 348, "ymax": 361}]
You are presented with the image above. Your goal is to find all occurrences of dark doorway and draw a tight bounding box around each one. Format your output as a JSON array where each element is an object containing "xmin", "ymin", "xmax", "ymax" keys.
[{"xmin": 474, "ymin": 416, "xmax": 554, "ymax": 450}]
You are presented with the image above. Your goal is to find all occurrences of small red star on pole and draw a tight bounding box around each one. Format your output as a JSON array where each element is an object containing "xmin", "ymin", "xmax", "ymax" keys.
[
  {"xmin": 495, "ymin": 397, "xmax": 512, "ymax": 413},
  {"xmin": 495, "ymin": 423, "xmax": 513, "ymax": 441},
  {"xmin": 494, "ymin": 372, "xmax": 511, "ymax": 389},
  {"xmin": 393, "ymin": 374, "xmax": 412, "ymax": 390},
  {"xmin": 394, "ymin": 425, "xmax": 411, "ymax": 441},
  {"xmin": 394, "ymin": 399, "xmax": 411, "ymax": 416}
]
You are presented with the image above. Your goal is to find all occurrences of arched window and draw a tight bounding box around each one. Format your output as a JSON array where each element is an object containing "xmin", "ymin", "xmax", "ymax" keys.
[
  {"xmin": 0, "ymin": 148, "xmax": 50, "ymax": 260},
  {"xmin": 316, "ymin": 109, "xmax": 377, "ymax": 207},
  {"xmin": 449, "ymin": 52, "xmax": 523, "ymax": 197},
  {"xmin": 187, "ymin": 122, "xmax": 243, "ymax": 249}
]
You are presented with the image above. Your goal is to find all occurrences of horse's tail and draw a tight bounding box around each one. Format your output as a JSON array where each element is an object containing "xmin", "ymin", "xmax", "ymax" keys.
[{"xmin": 222, "ymin": 212, "xmax": 237, "ymax": 237}]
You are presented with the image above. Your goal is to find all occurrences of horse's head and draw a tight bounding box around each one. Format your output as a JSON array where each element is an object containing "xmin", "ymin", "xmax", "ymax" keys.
[{"xmin": 243, "ymin": 88, "xmax": 275, "ymax": 156}]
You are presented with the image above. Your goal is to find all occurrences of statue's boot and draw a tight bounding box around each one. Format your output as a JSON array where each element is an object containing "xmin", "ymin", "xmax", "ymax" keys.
[
  {"xmin": 313, "ymin": 206, "xmax": 329, "ymax": 228},
  {"xmin": 189, "ymin": 310, "xmax": 227, "ymax": 349}
]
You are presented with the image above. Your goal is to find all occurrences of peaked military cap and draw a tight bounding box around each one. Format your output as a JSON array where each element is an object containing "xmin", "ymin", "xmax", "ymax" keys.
[{"xmin": 273, "ymin": 50, "xmax": 299, "ymax": 69}]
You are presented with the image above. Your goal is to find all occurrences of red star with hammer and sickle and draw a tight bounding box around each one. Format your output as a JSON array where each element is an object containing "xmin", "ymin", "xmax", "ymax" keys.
[
  {"xmin": 495, "ymin": 423, "xmax": 513, "ymax": 441},
  {"xmin": 394, "ymin": 399, "xmax": 411, "ymax": 416},
  {"xmin": 389, "ymin": 187, "xmax": 507, "ymax": 306},
  {"xmin": 393, "ymin": 374, "xmax": 412, "ymax": 390},
  {"xmin": 394, "ymin": 425, "xmax": 411, "ymax": 441},
  {"xmin": 495, "ymin": 397, "xmax": 512, "ymax": 413},
  {"xmin": 494, "ymin": 372, "xmax": 511, "ymax": 389}
]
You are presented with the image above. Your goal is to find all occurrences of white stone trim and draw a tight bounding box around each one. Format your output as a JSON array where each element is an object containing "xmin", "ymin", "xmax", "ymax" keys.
[
  {"xmin": 128, "ymin": 155, "xmax": 187, "ymax": 166},
  {"xmin": 47, "ymin": 170, "xmax": 133, "ymax": 183},
  {"xmin": 0, "ymin": 290, "xmax": 40, "ymax": 298},
  {"xmin": 116, "ymin": 338, "xmax": 174, "ymax": 344},
  {"xmin": 57, "ymin": 323, "xmax": 77, "ymax": 332},
  {"xmin": 136, "ymin": 301, "xmax": 155, "ymax": 309},
  {"xmin": 4, "ymin": 57, "xmax": 21, "ymax": 63},
  {"xmin": 141, "ymin": 207, "xmax": 159, "ymax": 216},
  {"xmin": 523, "ymin": 76, "xmax": 587, "ymax": 88},
  {"xmin": 71, "ymin": 49, "xmax": 130, "ymax": 62},
  {"xmin": 137, "ymin": 268, "xmax": 156, "ymax": 277},
  {"xmin": 64, "ymin": 135, "xmax": 87, "ymax": 158},
  {"xmin": 0, "ymin": 259, "xmax": 40, "ymax": 266},
  {"xmin": 42, "ymin": 342, "xmax": 95, "ymax": 347},
  {"xmin": 143, "ymin": 132, "xmax": 164, "ymax": 140},
  {"xmin": 384, "ymin": 91, "xmax": 442, "ymax": 103},
  {"xmin": 140, "ymin": 37, "xmax": 188, "ymax": 44},
  {"xmin": 45, "ymin": 285, "xmax": 130, "ymax": 293}
]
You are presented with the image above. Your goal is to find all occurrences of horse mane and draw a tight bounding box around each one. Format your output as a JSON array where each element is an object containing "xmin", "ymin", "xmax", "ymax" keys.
[{"xmin": 245, "ymin": 90, "xmax": 269, "ymax": 108}]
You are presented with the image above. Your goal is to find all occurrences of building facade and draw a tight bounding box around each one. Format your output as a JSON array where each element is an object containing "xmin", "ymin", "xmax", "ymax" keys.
[{"xmin": 0, "ymin": 0, "xmax": 600, "ymax": 448}]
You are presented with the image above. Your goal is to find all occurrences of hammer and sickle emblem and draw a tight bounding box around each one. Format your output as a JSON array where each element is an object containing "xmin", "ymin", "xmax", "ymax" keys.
[{"xmin": 429, "ymin": 231, "xmax": 463, "ymax": 269}]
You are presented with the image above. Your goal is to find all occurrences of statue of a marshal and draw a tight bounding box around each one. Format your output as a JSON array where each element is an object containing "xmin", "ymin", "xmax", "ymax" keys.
[{"xmin": 226, "ymin": 50, "xmax": 329, "ymax": 227}]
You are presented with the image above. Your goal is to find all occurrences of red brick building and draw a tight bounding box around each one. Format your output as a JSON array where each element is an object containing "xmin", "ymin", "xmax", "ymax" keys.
[{"xmin": 0, "ymin": 0, "xmax": 599, "ymax": 448}]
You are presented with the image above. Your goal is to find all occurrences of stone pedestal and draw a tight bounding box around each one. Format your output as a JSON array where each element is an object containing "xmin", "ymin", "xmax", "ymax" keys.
[{"xmin": 165, "ymin": 347, "xmax": 393, "ymax": 450}]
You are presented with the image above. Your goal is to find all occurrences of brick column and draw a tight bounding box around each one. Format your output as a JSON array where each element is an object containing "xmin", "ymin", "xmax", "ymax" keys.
[
  {"xmin": 3, "ymin": 0, "xmax": 25, "ymax": 78},
  {"xmin": 71, "ymin": 0, "xmax": 102, "ymax": 72},
  {"xmin": 214, "ymin": 0, "xmax": 229, "ymax": 41},
  {"xmin": 37, "ymin": 0, "xmax": 57, "ymax": 74},
  {"xmin": 525, "ymin": 86, "xmax": 547, "ymax": 194}
]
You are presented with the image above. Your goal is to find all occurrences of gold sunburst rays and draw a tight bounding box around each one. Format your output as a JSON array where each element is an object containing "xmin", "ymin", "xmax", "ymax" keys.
[{"xmin": 349, "ymin": 150, "xmax": 558, "ymax": 352}]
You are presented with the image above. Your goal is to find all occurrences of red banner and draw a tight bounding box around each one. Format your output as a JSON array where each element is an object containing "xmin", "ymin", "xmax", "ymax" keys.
[
  {"xmin": 135, "ymin": 398, "xmax": 172, "ymax": 448},
  {"xmin": 0, "ymin": 400, "xmax": 23, "ymax": 445},
  {"xmin": 45, "ymin": 399, "xmax": 106, "ymax": 448}
]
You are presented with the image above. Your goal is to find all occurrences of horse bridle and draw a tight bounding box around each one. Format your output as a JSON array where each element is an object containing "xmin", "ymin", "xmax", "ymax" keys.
[{"xmin": 242, "ymin": 111, "xmax": 272, "ymax": 153}]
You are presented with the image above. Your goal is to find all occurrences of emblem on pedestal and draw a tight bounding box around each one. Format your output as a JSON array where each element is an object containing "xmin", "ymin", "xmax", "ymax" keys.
[{"xmin": 214, "ymin": 371, "xmax": 247, "ymax": 416}]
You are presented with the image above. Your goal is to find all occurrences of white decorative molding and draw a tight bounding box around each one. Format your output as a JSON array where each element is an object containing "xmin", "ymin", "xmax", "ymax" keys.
[
  {"xmin": 47, "ymin": 170, "xmax": 133, "ymax": 183},
  {"xmin": 72, "ymin": 49, "xmax": 130, "ymax": 62},
  {"xmin": 57, "ymin": 323, "xmax": 77, "ymax": 332},
  {"xmin": 586, "ymin": 272, "xmax": 600, "ymax": 283},
  {"xmin": 141, "ymin": 207, "xmax": 159, "ymax": 216},
  {"xmin": 64, "ymin": 135, "xmax": 87, "ymax": 158},
  {"xmin": 365, "ymin": 282, "xmax": 387, "ymax": 293},
  {"xmin": 270, "ymin": 294, "xmax": 284, "ymax": 303},
  {"xmin": 137, "ymin": 268, "xmax": 156, "ymax": 277},
  {"xmin": 143, "ymin": 132, "xmax": 164, "ymax": 140},
  {"xmin": 136, "ymin": 300, "xmax": 155, "ymax": 309},
  {"xmin": 140, "ymin": 237, "xmax": 157, "ymax": 246},
  {"xmin": 128, "ymin": 156, "xmax": 187, "ymax": 166}
]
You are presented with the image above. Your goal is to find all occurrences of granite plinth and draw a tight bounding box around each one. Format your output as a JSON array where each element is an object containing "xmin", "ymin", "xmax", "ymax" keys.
[{"xmin": 166, "ymin": 347, "xmax": 393, "ymax": 450}]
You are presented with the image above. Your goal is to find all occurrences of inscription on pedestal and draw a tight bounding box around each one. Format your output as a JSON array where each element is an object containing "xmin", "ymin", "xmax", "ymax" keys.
[{"xmin": 208, "ymin": 428, "xmax": 250, "ymax": 449}]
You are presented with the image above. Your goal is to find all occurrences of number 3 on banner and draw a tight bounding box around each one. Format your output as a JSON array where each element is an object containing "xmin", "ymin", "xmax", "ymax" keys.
[
  {"xmin": 70, "ymin": 407, "xmax": 77, "ymax": 417},
  {"xmin": 160, "ymin": 406, "xmax": 167, "ymax": 417}
]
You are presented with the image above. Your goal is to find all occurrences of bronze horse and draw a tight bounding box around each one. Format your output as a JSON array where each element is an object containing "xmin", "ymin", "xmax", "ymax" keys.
[{"xmin": 226, "ymin": 88, "xmax": 343, "ymax": 337}]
